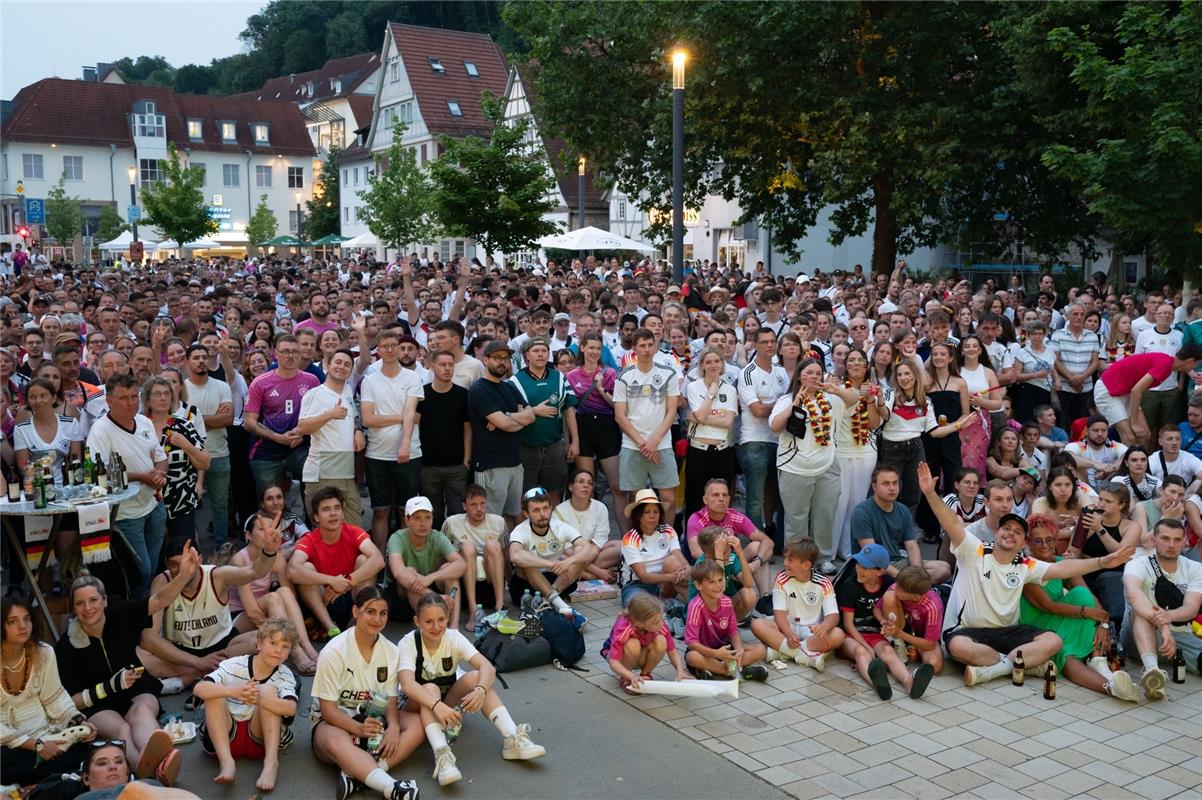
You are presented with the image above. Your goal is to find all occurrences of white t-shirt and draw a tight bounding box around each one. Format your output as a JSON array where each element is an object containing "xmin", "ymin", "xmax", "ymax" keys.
[
  {"xmin": 443, "ymin": 512, "xmax": 507, "ymax": 549},
  {"xmin": 509, "ymin": 519, "xmax": 582, "ymax": 560},
  {"xmin": 298, "ymin": 382, "xmax": 357, "ymax": 481},
  {"xmin": 1149, "ymin": 450, "xmax": 1202, "ymax": 486},
  {"xmin": 1135, "ymin": 328, "xmax": 1184, "ymax": 392},
  {"xmin": 397, "ymin": 628, "xmax": 478, "ymax": 682},
  {"xmin": 613, "ymin": 361, "xmax": 680, "ymax": 451},
  {"xmin": 360, "ymin": 366, "xmax": 425, "ymax": 461},
  {"xmin": 184, "ymin": 377, "xmax": 233, "ymax": 458},
  {"xmin": 942, "ymin": 532, "xmax": 1051, "ymax": 634},
  {"xmin": 13, "ymin": 415, "xmax": 81, "ymax": 480},
  {"xmin": 203, "ymin": 654, "xmax": 298, "ymax": 722},
  {"xmin": 163, "ymin": 565, "xmax": 233, "ymax": 651},
  {"xmin": 1122, "ymin": 554, "xmax": 1202, "ymax": 629},
  {"xmin": 773, "ymin": 572, "xmax": 838, "ymax": 628},
  {"xmin": 1065, "ymin": 440, "xmax": 1127, "ymax": 490},
  {"xmin": 620, "ymin": 525, "xmax": 681, "ymax": 585},
  {"xmin": 310, "ymin": 628, "xmax": 400, "ymax": 720},
  {"xmin": 553, "ymin": 498, "xmax": 612, "ymax": 549},
  {"xmin": 685, "ymin": 379, "xmax": 738, "ymax": 443},
  {"xmin": 771, "ymin": 392, "xmax": 845, "ymax": 476},
  {"xmin": 880, "ymin": 391, "xmax": 939, "ymax": 442},
  {"xmin": 452, "ymin": 356, "xmax": 485, "ymax": 391},
  {"xmin": 737, "ymin": 361, "xmax": 790, "ymax": 444},
  {"xmin": 85, "ymin": 413, "xmax": 166, "ymax": 520}
]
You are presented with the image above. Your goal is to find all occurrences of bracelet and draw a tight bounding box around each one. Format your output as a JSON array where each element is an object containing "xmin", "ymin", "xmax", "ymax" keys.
[
  {"xmin": 1079, "ymin": 606, "xmax": 1084, "ymax": 618},
  {"xmin": 81, "ymin": 688, "xmax": 94, "ymax": 708},
  {"xmin": 473, "ymin": 685, "xmax": 487, "ymax": 695},
  {"xmin": 1097, "ymin": 557, "xmax": 1102, "ymax": 570},
  {"xmin": 262, "ymin": 550, "xmax": 278, "ymax": 558}
]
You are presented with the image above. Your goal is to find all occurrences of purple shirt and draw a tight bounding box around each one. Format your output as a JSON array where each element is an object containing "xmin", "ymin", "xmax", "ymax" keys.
[
  {"xmin": 294, "ymin": 318, "xmax": 341, "ymax": 338},
  {"xmin": 245, "ymin": 369, "xmax": 319, "ymax": 459},
  {"xmin": 566, "ymin": 366, "xmax": 616, "ymax": 415}
]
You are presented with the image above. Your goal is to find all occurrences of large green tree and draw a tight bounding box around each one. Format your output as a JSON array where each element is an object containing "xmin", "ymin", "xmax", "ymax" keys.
[
  {"xmin": 140, "ymin": 144, "xmax": 218, "ymax": 247},
  {"xmin": 306, "ymin": 148, "xmax": 342, "ymax": 240},
  {"xmin": 429, "ymin": 95, "xmax": 560, "ymax": 259},
  {"xmin": 505, "ymin": 1, "xmax": 1091, "ymax": 272},
  {"xmin": 359, "ymin": 136, "xmax": 441, "ymax": 252},
  {"xmin": 44, "ymin": 177, "xmax": 83, "ymax": 247},
  {"xmin": 245, "ymin": 194, "xmax": 279, "ymax": 248}
]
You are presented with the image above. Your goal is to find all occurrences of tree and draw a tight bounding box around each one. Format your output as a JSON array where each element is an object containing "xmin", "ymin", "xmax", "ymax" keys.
[
  {"xmin": 306, "ymin": 148, "xmax": 342, "ymax": 240},
  {"xmin": 95, "ymin": 206, "xmax": 127, "ymax": 242},
  {"xmin": 359, "ymin": 135, "xmax": 441, "ymax": 252},
  {"xmin": 504, "ymin": 1, "xmax": 1091, "ymax": 273},
  {"xmin": 173, "ymin": 63, "xmax": 217, "ymax": 95},
  {"xmin": 245, "ymin": 194, "xmax": 279, "ymax": 249},
  {"xmin": 325, "ymin": 11, "xmax": 366, "ymax": 58},
  {"xmin": 429, "ymin": 95, "xmax": 560, "ymax": 259},
  {"xmin": 45, "ymin": 177, "xmax": 83, "ymax": 247},
  {"xmin": 140, "ymin": 143, "xmax": 218, "ymax": 247},
  {"xmin": 1040, "ymin": 3, "xmax": 1202, "ymax": 281}
]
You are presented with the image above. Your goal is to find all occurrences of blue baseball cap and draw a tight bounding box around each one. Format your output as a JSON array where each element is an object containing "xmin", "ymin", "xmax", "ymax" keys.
[{"xmin": 850, "ymin": 543, "xmax": 890, "ymax": 570}]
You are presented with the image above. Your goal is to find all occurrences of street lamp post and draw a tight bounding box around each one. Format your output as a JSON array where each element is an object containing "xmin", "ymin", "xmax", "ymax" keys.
[
  {"xmin": 577, "ymin": 156, "xmax": 586, "ymax": 230},
  {"xmin": 671, "ymin": 49, "xmax": 686, "ymax": 284},
  {"xmin": 295, "ymin": 192, "xmax": 304, "ymax": 248},
  {"xmin": 127, "ymin": 165, "xmax": 138, "ymax": 243}
]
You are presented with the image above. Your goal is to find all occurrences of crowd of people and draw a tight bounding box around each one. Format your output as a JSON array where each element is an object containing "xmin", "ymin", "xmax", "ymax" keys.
[{"xmin": 2, "ymin": 248, "xmax": 1201, "ymax": 798}]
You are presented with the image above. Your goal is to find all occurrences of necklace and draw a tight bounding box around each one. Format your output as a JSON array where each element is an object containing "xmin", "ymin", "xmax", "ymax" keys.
[
  {"xmin": 802, "ymin": 390, "xmax": 834, "ymax": 446},
  {"xmin": 2, "ymin": 650, "xmax": 26, "ymax": 672},
  {"xmin": 844, "ymin": 379, "xmax": 871, "ymax": 446}
]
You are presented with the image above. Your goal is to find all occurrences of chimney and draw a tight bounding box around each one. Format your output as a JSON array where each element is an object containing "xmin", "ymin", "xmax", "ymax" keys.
[
  {"xmin": 289, "ymin": 73, "xmax": 295, "ymax": 84},
  {"xmin": 82, "ymin": 66, "xmax": 98, "ymax": 82}
]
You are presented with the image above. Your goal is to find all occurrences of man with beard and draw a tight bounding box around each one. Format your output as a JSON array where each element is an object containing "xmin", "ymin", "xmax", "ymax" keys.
[
  {"xmin": 294, "ymin": 291, "xmax": 338, "ymax": 338},
  {"xmin": 467, "ymin": 340, "xmax": 557, "ymax": 528},
  {"xmin": 185, "ymin": 344, "xmax": 234, "ymax": 551}
]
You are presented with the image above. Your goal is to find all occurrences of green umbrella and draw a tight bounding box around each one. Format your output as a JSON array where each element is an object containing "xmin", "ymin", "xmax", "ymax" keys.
[
  {"xmin": 307, "ymin": 233, "xmax": 349, "ymax": 246},
  {"xmin": 259, "ymin": 235, "xmax": 303, "ymax": 246}
]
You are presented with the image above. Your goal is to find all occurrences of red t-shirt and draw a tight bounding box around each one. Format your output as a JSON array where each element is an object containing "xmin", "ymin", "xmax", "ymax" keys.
[
  {"xmin": 1099, "ymin": 352, "xmax": 1173, "ymax": 397},
  {"xmin": 295, "ymin": 523, "xmax": 368, "ymax": 576}
]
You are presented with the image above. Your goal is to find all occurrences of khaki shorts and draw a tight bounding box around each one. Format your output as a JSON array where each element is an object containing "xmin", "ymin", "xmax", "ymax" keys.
[
  {"xmin": 303, "ymin": 478, "xmax": 363, "ymax": 527},
  {"xmin": 475, "ymin": 466, "xmax": 523, "ymax": 517}
]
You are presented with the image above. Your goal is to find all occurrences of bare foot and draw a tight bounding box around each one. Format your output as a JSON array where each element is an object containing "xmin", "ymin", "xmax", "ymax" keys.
[
  {"xmin": 256, "ymin": 761, "xmax": 279, "ymax": 792},
  {"xmin": 214, "ymin": 757, "xmax": 236, "ymax": 785}
]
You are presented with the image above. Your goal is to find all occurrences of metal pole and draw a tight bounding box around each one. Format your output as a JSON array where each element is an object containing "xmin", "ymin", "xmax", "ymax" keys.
[
  {"xmin": 671, "ymin": 50, "xmax": 686, "ymax": 284},
  {"xmin": 129, "ymin": 181, "xmax": 139, "ymax": 243},
  {"xmin": 578, "ymin": 166, "xmax": 585, "ymax": 230}
]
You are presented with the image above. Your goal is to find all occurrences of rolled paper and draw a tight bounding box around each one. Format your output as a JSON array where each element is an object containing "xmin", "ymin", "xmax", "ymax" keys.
[{"xmin": 631, "ymin": 678, "xmax": 738, "ymax": 700}]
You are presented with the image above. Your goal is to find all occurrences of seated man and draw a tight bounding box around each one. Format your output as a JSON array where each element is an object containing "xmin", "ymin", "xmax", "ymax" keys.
[
  {"xmin": 852, "ymin": 465, "xmax": 951, "ymax": 582},
  {"xmin": 443, "ymin": 484, "xmax": 510, "ymax": 623},
  {"xmin": 685, "ymin": 478, "xmax": 774, "ymax": 596},
  {"xmin": 1122, "ymin": 518, "xmax": 1202, "ymax": 699},
  {"xmin": 140, "ymin": 524, "xmax": 281, "ymax": 688},
  {"xmin": 387, "ymin": 496, "xmax": 466, "ymax": 627},
  {"xmin": 286, "ymin": 486, "xmax": 385, "ymax": 638},
  {"xmin": 507, "ymin": 487, "xmax": 589, "ymax": 618}
]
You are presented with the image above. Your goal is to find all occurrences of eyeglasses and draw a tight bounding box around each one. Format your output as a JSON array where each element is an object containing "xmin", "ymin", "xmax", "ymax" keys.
[{"xmin": 523, "ymin": 487, "xmax": 548, "ymax": 501}]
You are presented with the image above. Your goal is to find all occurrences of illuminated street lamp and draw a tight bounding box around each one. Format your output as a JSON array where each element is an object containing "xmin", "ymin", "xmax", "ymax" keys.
[{"xmin": 671, "ymin": 48, "xmax": 686, "ymax": 283}]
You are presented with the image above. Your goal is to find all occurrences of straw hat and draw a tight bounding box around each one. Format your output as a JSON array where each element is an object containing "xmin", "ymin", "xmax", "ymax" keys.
[{"xmin": 624, "ymin": 488, "xmax": 668, "ymax": 520}]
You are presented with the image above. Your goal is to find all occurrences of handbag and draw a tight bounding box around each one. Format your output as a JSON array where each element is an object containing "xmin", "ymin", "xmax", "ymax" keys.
[{"xmin": 1148, "ymin": 554, "xmax": 1186, "ymax": 610}]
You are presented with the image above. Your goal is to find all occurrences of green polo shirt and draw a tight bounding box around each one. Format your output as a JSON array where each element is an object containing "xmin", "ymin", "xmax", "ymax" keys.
[{"xmin": 508, "ymin": 366, "xmax": 577, "ymax": 447}]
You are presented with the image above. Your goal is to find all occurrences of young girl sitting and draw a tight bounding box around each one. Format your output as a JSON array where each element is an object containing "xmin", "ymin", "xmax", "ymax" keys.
[
  {"xmin": 602, "ymin": 593, "xmax": 690, "ymax": 690},
  {"xmin": 398, "ymin": 594, "xmax": 546, "ymax": 788}
]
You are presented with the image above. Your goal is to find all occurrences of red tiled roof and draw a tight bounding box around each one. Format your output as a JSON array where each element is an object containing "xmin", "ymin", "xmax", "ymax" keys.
[
  {"xmin": 2, "ymin": 78, "xmax": 316, "ymax": 156},
  {"xmin": 347, "ymin": 95, "xmax": 375, "ymax": 130},
  {"xmin": 233, "ymin": 52, "xmax": 379, "ymax": 104},
  {"xmin": 388, "ymin": 23, "xmax": 509, "ymax": 138}
]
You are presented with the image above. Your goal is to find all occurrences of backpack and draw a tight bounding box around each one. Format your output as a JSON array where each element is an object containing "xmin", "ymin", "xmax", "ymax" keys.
[
  {"xmin": 538, "ymin": 608, "xmax": 585, "ymax": 667},
  {"xmin": 475, "ymin": 627, "xmax": 553, "ymax": 674}
]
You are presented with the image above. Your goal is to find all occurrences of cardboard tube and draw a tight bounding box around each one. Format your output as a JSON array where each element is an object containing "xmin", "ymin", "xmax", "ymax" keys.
[{"xmin": 632, "ymin": 678, "xmax": 738, "ymax": 699}]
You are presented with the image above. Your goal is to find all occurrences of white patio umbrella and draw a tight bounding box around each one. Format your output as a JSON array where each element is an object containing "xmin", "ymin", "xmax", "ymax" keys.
[
  {"xmin": 156, "ymin": 237, "xmax": 221, "ymax": 250},
  {"xmin": 99, "ymin": 230, "xmax": 158, "ymax": 251},
  {"xmin": 537, "ymin": 226, "xmax": 656, "ymax": 252},
  {"xmin": 342, "ymin": 230, "xmax": 381, "ymax": 248}
]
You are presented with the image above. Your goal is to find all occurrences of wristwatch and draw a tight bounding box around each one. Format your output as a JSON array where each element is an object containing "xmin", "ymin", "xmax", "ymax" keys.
[{"xmin": 34, "ymin": 738, "xmax": 45, "ymax": 755}]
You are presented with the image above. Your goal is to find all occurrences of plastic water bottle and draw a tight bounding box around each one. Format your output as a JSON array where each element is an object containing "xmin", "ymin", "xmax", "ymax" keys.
[
  {"xmin": 533, "ymin": 591, "xmax": 543, "ymax": 610},
  {"xmin": 474, "ymin": 605, "xmax": 485, "ymax": 639},
  {"xmin": 520, "ymin": 589, "xmax": 533, "ymax": 612},
  {"xmin": 365, "ymin": 691, "xmax": 389, "ymax": 754},
  {"xmin": 444, "ymin": 702, "xmax": 465, "ymax": 743}
]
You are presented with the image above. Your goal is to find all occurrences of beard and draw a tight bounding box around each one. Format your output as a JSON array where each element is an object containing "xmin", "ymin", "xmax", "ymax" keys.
[{"xmin": 487, "ymin": 360, "xmax": 511, "ymax": 379}]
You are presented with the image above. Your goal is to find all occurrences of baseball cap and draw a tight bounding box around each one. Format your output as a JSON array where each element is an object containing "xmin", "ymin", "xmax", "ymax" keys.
[
  {"xmin": 1018, "ymin": 466, "xmax": 1040, "ymax": 481},
  {"xmin": 522, "ymin": 335, "xmax": 550, "ymax": 354},
  {"xmin": 553, "ymin": 312, "xmax": 571, "ymax": 323},
  {"xmin": 999, "ymin": 513, "xmax": 1029, "ymax": 534},
  {"xmin": 404, "ymin": 496, "xmax": 433, "ymax": 516},
  {"xmin": 850, "ymin": 543, "xmax": 890, "ymax": 570},
  {"xmin": 666, "ymin": 285, "xmax": 682, "ymax": 295},
  {"xmin": 483, "ymin": 340, "xmax": 513, "ymax": 358}
]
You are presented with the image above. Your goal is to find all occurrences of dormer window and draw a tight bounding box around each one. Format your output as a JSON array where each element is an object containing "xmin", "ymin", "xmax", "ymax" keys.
[
  {"xmin": 428, "ymin": 57, "xmax": 445, "ymax": 74},
  {"xmin": 447, "ymin": 101, "xmax": 463, "ymax": 117},
  {"xmin": 253, "ymin": 123, "xmax": 269, "ymax": 144},
  {"xmin": 464, "ymin": 61, "xmax": 479, "ymax": 77},
  {"xmin": 221, "ymin": 121, "xmax": 237, "ymax": 142},
  {"xmin": 187, "ymin": 119, "xmax": 203, "ymax": 140}
]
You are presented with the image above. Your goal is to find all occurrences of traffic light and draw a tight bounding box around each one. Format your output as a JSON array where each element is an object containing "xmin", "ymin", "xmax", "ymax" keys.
[{"xmin": 16, "ymin": 225, "xmax": 30, "ymax": 239}]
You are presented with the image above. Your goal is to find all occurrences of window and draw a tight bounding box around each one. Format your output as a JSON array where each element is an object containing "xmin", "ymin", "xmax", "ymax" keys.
[
  {"xmin": 464, "ymin": 61, "xmax": 479, "ymax": 77},
  {"xmin": 343, "ymin": 206, "xmax": 349, "ymax": 223},
  {"xmin": 447, "ymin": 101, "xmax": 463, "ymax": 117},
  {"xmin": 23, "ymin": 153, "xmax": 44, "ymax": 180},
  {"xmin": 187, "ymin": 119, "xmax": 203, "ymax": 140},
  {"xmin": 428, "ymin": 57, "xmax": 444, "ymax": 73},
  {"xmin": 255, "ymin": 165, "xmax": 272, "ymax": 188},
  {"xmin": 342, "ymin": 169, "xmax": 348, "ymax": 184},
  {"xmin": 139, "ymin": 158, "xmax": 163, "ymax": 188},
  {"xmin": 253, "ymin": 124, "xmax": 269, "ymax": 144},
  {"xmin": 288, "ymin": 210, "xmax": 300, "ymax": 233},
  {"xmin": 62, "ymin": 155, "xmax": 83, "ymax": 181},
  {"xmin": 221, "ymin": 122, "xmax": 237, "ymax": 142},
  {"xmin": 222, "ymin": 163, "xmax": 240, "ymax": 187},
  {"xmin": 420, "ymin": 143, "xmax": 427, "ymax": 164},
  {"xmin": 617, "ymin": 198, "xmax": 627, "ymax": 220},
  {"xmin": 389, "ymin": 58, "xmax": 400, "ymax": 82},
  {"xmin": 352, "ymin": 167, "xmax": 359, "ymax": 185},
  {"xmin": 287, "ymin": 167, "xmax": 304, "ymax": 188}
]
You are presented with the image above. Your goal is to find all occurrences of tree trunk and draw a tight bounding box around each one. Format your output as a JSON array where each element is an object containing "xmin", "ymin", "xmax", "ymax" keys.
[{"xmin": 871, "ymin": 170, "xmax": 897, "ymax": 277}]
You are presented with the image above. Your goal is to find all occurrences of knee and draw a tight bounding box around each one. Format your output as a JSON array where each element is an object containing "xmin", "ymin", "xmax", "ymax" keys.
[
  {"xmin": 484, "ymin": 540, "xmax": 502, "ymax": 556},
  {"xmin": 649, "ymin": 634, "xmax": 667, "ymax": 654},
  {"xmin": 622, "ymin": 639, "xmax": 642, "ymax": 659},
  {"xmin": 275, "ymin": 585, "xmax": 295, "ymax": 601},
  {"xmin": 461, "ymin": 541, "xmax": 478, "ymax": 559}
]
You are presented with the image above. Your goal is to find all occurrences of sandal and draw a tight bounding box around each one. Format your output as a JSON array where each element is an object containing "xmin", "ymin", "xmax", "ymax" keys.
[
  {"xmin": 293, "ymin": 656, "xmax": 318, "ymax": 676},
  {"xmin": 155, "ymin": 748, "xmax": 182, "ymax": 786},
  {"xmin": 134, "ymin": 729, "xmax": 173, "ymax": 779}
]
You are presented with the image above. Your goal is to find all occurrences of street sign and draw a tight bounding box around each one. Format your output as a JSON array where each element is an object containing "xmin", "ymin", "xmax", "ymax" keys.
[
  {"xmin": 127, "ymin": 206, "xmax": 141, "ymax": 223},
  {"xmin": 14, "ymin": 181, "xmax": 25, "ymax": 195},
  {"xmin": 24, "ymin": 198, "xmax": 45, "ymax": 224}
]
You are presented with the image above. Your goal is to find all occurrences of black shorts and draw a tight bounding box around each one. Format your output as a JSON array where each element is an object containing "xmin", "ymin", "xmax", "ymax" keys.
[
  {"xmin": 85, "ymin": 673, "xmax": 163, "ymax": 719},
  {"xmin": 576, "ymin": 412, "xmax": 621, "ymax": 460},
  {"xmin": 174, "ymin": 628, "xmax": 238, "ymax": 658},
  {"xmin": 944, "ymin": 624, "xmax": 1044, "ymax": 655},
  {"xmin": 326, "ymin": 592, "xmax": 354, "ymax": 629},
  {"xmin": 365, "ymin": 457, "xmax": 421, "ymax": 509}
]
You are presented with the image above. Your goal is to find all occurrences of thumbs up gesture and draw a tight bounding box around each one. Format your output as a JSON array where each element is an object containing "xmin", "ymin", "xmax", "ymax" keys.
[{"xmin": 329, "ymin": 398, "xmax": 348, "ymax": 420}]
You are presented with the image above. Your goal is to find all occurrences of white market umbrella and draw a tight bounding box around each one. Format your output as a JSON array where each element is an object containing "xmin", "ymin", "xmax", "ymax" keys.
[
  {"xmin": 537, "ymin": 225, "xmax": 656, "ymax": 252},
  {"xmin": 342, "ymin": 230, "xmax": 381, "ymax": 248},
  {"xmin": 99, "ymin": 230, "xmax": 158, "ymax": 251},
  {"xmin": 156, "ymin": 238, "xmax": 221, "ymax": 250}
]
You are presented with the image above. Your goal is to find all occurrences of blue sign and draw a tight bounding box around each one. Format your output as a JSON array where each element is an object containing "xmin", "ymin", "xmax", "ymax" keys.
[
  {"xmin": 207, "ymin": 206, "xmax": 232, "ymax": 220},
  {"xmin": 24, "ymin": 198, "xmax": 45, "ymax": 225},
  {"xmin": 127, "ymin": 206, "xmax": 141, "ymax": 223}
]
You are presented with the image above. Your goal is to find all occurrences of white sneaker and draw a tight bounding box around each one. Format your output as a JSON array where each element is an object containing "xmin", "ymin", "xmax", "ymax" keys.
[
  {"xmin": 1141, "ymin": 667, "xmax": 1167, "ymax": 700},
  {"xmin": 818, "ymin": 561, "xmax": 838, "ymax": 576},
  {"xmin": 794, "ymin": 650, "xmax": 826, "ymax": 672},
  {"xmin": 1106, "ymin": 671, "xmax": 1139, "ymax": 702},
  {"xmin": 159, "ymin": 677, "xmax": 185, "ymax": 695},
  {"xmin": 433, "ymin": 746, "xmax": 461, "ymax": 786},
  {"xmin": 965, "ymin": 659, "xmax": 1009, "ymax": 687},
  {"xmin": 767, "ymin": 658, "xmax": 789, "ymax": 671},
  {"xmin": 1024, "ymin": 660, "xmax": 1051, "ymax": 677},
  {"xmin": 501, "ymin": 723, "xmax": 545, "ymax": 760}
]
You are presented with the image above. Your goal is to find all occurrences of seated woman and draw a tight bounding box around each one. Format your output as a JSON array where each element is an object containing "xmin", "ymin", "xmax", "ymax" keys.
[
  {"xmin": 54, "ymin": 560, "xmax": 204, "ymax": 787},
  {"xmin": 27, "ymin": 740, "xmax": 202, "ymax": 800},
  {"xmin": 1133, "ymin": 475, "xmax": 1191, "ymax": 549},
  {"xmin": 398, "ymin": 593, "xmax": 546, "ymax": 787},
  {"xmin": 310, "ymin": 587, "xmax": 421, "ymax": 800},
  {"xmin": 242, "ymin": 482, "xmax": 310, "ymax": 559},
  {"xmin": 618, "ymin": 490, "xmax": 690, "ymax": 607},
  {"xmin": 1031, "ymin": 466, "xmax": 1088, "ymax": 553},
  {"xmin": 1114, "ymin": 446, "xmax": 1160, "ymax": 503},
  {"xmin": 1066, "ymin": 483, "xmax": 1143, "ymax": 633},
  {"xmin": 1, "ymin": 598, "xmax": 97, "ymax": 787},
  {"xmin": 1019, "ymin": 515, "xmax": 1138, "ymax": 702},
  {"xmin": 554, "ymin": 469, "xmax": 620, "ymax": 582},
  {"xmin": 985, "ymin": 427, "xmax": 1027, "ymax": 483}
]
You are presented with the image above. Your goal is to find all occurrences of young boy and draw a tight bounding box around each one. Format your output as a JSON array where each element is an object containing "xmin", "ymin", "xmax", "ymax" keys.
[
  {"xmin": 880, "ymin": 564, "xmax": 943, "ymax": 684},
  {"xmin": 684, "ymin": 560, "xmax": 769, "ymax": 681},
  {"xmin": 837, "ymin": 544, "xmax": 933, "ymax": 700},
  {"xmin": 194, "ymin": 618, "xmax": 301, "ymax": 792},
  {"xmin": 750, "ymin": 539, "xmax": 845, "ymax": 671},
  {"xmin": 687, "ymin": 527, "xmax": 757, "ymax": 619}
]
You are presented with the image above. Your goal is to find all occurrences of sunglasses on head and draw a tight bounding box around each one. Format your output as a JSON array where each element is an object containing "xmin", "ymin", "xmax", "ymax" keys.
[
  {"xmin": 91, "ymin": 739, "xmax": 126, "ymax": 749},
  {"xmin": 523, "ymin": 487, "xmax": 548, "ymax": 501}
]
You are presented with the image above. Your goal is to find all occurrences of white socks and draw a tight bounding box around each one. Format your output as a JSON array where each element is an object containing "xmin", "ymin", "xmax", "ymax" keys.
[
  {"xmin": 365, "ymin": 768, "xmax": 393, "ymax": 795},
  {"xmin": 1087, "ymin": 656, "xmax": 1114, "ymax": 681},
  {"xmin": 979, "ymin": 656, "xmax": 1012, "ymax": 682},
  {"xmin": 547, "ymin": 591, "xmax": 570, "ymax": 613},
  {"xmin": 425, "ymin": 723, "xmax": 448, "ymax": 751},
  {"xmin": 778, "ymin": 642, "xmax": 801, "ymax": 660},
  {"xmin": 489, "ymin": 707, "xmax": 517, "ymax": 737},
  {"xmin": 1141, "ymin": 653, "xmax": 1159, "ymax": 672}
]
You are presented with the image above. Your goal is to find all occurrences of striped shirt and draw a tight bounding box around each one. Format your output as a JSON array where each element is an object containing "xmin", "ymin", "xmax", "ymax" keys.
[
  {"xmin": 1049, "ymin": 327, "xmax": 1100, "ymax": 392},
  {"xmin": 202, "ymin": 654, "xmax": 298, "ymax": 722}
]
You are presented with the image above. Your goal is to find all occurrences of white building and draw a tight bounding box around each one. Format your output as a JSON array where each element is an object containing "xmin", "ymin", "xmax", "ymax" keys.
[{"xmin": 1, "ymin": 72, "xmax": 318, "ymax": 254}]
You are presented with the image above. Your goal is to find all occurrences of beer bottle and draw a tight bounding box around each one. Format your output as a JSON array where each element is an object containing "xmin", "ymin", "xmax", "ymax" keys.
[
  {"xmin": 82, "ymin": 447, "xmax": 96, "ymax": 485},
  {"xmin": 32, "ymin": 468, "xmax": 46, "ymax": 510},
  {"xmin": 96, "ymin": 456, "xmax": 109, "ymax": 492},
  {"xmin": 1043, "ymin": 662, "xmax": 1056, "ymax": 700},
  {"xmin": 71, "ymin": 455, "xmax": 84, "ymax": 486},
  {"xmin": 6, "ymin": 463, "xmax": 20, "ymax": 502},
  {"xmin": 1012, "ymin": 650, "xmax": 1025, "ymax": 686},
  {"xmin": 1172, "ymin": 651, "xmax": 1186, "ymax": 684},
  {"xmin": 42, "ymin": 467, "xmax": 56, "ymax": 503}
]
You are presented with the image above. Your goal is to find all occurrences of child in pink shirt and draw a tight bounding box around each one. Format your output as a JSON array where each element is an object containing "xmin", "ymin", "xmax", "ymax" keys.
[
  {"xmin": 603, "ymin": 594, "xmax": 688, "ymax": 690},
  {"xmin": 684, "ymin": 560, "xmax": 768, "ymax": 681}
]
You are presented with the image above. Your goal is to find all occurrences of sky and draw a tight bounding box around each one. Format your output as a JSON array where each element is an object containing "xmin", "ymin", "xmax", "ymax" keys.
[{"xmin": 1, "ymin": 0, "xmax": 266, "ymax": 98}]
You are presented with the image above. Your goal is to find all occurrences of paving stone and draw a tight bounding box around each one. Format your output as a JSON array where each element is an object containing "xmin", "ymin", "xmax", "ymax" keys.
[
  {"xmin": 1125, "ymin": 775, "xmax": 1191, "ymax": 800},
  {"xmin": 756, "ymin": 765, "xmax": 803, "ymax": 786},
  {"xmin": 965, "ymin": 738, "xmax": 1026, "ymax": 767},
  {"xmin": 1014, "ymin": 755, "xmax": 1072, "ymax": 781},
  {"xmin": 1158, "ymin": 765, "xmax": 1202, "ymax": 790},
  {"xmin": 896, "ymin": 775, "xmax": 955, "ymax": 799},
  {"xmin": 848, "ymin": 762, "xmax": 915, "ymax": 791},
  {"xmin": 930, "ymin": 745, "xmax": 987, "ymax": 770},
  {"xmin": 1086, "ymin": 784, "xmax": 1146, "ymax": 800},
  {"xmin": 780, "ymin": 778, "xmax": 829, "ymax": 800},
  {"xmin": 844, "ymin": 739, "xmax": 910, "ymax": 768},
  {"xmin": 931, "ymin": 767, "xmax": 989, "ymax": 794}
]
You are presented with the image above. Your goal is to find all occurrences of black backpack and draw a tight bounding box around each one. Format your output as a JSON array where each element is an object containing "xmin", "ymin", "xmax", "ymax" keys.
[
  {"xmin": 475, "ymin": 627, "xmax": 553, "ymax": 674},
  {"xmin": 538, "ymin": 608, "xmax": 585, "ymax": 667}
]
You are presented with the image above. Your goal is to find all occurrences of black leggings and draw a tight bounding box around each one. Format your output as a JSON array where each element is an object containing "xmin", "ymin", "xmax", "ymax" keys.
[
  {"xmin": 1, "ymin": 741, "xmax": 91, "ymax": 786},
  {"xmin": 877, "ymin": 437, "xmax": 926, "ymax": 509},
  {"xmin": 684, "ymin": 444, "xmax": 738, "ymax": 521}
]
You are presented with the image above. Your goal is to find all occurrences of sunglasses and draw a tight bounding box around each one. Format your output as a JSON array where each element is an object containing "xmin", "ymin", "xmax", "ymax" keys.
[
  {"xmin": 91, "ymin": 739, "xmax": 126, "ymax": 749},
  {"xmin": 523, "ymin": 487, "xmax": 548, "ymax": 501}
]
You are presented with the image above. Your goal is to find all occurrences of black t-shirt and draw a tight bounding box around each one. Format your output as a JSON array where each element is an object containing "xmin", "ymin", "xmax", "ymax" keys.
[
  {"xmin": 54, "ymin": 597, "xmax": 153, "ymax": 694},
  {"xmin": 417, "ymin": 382, "xmax": 470, "ymax": 467},
  {"xmin": 836, "ymin": 574, "xmax": 894, "ymax": 634},
  {"xmin": 467, "ymin": 378, "xmax": 524, "ymax": 471}
]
